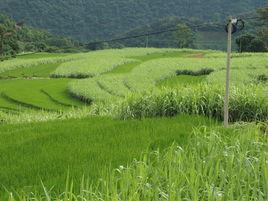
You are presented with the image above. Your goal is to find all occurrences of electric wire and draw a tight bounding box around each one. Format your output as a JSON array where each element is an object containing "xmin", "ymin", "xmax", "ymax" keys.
[
  {"xmin": 87, "ymin": 21, "xmax": 224, "ymax": 45},
  {"xmin": 86, "ymin": 7, "xmax": 267, "ymax": 46}
]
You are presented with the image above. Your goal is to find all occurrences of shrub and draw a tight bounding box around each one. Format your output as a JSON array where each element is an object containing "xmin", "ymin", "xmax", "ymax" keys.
[
  {"xmin": 257, "ymin": 74, "xmax": 268, "ymax": 82},
  {"xmin": 176, "ymin": 68, "xmax": 214, "ymax": 76}
]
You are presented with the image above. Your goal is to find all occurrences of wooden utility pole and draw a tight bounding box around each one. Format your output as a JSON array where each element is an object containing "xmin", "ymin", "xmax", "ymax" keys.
[
  {"xmin": 224, "ymin": 19, "xmax": 233, "ymax": 127},
  {"xmin": 146, "ymin": 33, "xmax": 149, "ymax": 48}
]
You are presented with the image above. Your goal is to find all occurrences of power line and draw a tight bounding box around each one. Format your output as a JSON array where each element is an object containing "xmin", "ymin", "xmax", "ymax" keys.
[
  {"xmin": 235, "ymin": 4, "xmax": 268, "ymax": 18},
  {"xmin": 86, "ymin": 8, "xmax": 267, "ymax": 46},
  {"xmin": 86, "ymin": 21, "xmax": 224, "ymax": 46}
]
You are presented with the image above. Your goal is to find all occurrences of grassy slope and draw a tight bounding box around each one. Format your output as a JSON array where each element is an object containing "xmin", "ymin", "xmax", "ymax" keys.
[
  {"xmin": 16, "ymin": 53, "xmax": 72, "ymax": 59},
  {"xmin": 158, "ymin": 75, "xmax": 206, "ymax": 88},
  {"xmin": 0, "ymin": 49, "xmax": 266, "ymax": 199},
  {"xmin": 0, "ymin": 62, "xmax": 62, "ymax": 78},
  {"xmin": 68, "ymin": 50, "xmax": 204, "ymax": 103},
  {"xmin": 0, "ymin": 79, "xmax": 84, "ymax": 110},
  {"xmin": 108, "ymin": 51, "xmax": 192, "ymax": 74},
  {"xmin": 0, "ymin": 115, "xmax": 216, "ymax": 192},
  {"xmin": 0, "ymin": 52, "xmax": 87, "ymax": 110},
  {"xmin": 0, "ymin": 50, "xmax": 192, "ymax": 111}
]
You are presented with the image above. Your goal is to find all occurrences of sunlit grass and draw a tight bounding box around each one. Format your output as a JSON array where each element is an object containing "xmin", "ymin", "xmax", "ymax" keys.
[
  {"xmin": 6, "ymin": 123, "xmax": 268, "ymax": 201},
  {"xmin": 0, "ymin": 115, "xmax": 215, "ymax": 194}
]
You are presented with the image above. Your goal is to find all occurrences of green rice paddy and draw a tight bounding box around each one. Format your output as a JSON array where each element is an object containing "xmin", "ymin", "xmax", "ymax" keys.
[{"xmin": 0, "ymin": 48, "xmax": 267, "ymax": 200}]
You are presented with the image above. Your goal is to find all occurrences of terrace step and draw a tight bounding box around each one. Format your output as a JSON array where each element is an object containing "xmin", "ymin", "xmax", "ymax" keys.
[
  {"xmin": 40, "ymin": 89, "xmax": 77, "ymax": 108},
  {"xmin": 1, "ymin": 92, "xmax": 56, "ymax": 112}
]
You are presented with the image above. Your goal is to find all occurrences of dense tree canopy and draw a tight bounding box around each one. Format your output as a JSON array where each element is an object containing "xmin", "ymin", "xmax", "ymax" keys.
[
  {"xmin": 105, "ymin": 17, "xmax": 198, "ymax": 49},
  {"xmin": 236, "ymin": 7, "xmax": 268, "ymax": 52},
  {"xmin": 0, "ymin": 0, "xmax": 266, "ymax": 42},
  {"xmin": 0, "ymin": 14, "xmax": 83, "ymax": 60}
]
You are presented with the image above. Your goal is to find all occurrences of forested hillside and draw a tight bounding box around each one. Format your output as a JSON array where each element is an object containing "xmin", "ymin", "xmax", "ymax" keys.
[
  {"xmin": 0, "ymin": 14, "xmax": 83, "ymax": 59},
  {"xmin": 0, "ymin": 0, "xmax": 266, "ymax": 42}
]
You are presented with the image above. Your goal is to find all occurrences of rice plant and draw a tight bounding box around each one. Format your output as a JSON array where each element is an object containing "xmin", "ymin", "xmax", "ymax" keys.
[
  {"xmin": 67, "ymin": 51, "xmax": 268, "ymax": 103},
  {"xmin": 6, "ymin": 124, "xmax": 267, "ymax": 201},
  {"xmin": 0, "ymin": 54, "xmax": 79, "ymax": 74},
  {"xmin": 50, "ymin": 48, "xmax": 184, "ymax": 78}
]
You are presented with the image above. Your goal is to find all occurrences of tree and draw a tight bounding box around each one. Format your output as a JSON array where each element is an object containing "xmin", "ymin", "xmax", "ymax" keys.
[
  {"xmin": 249, "ymin": 38, "xmax": 267, "ymax": 52},
  {"xmin": 0, "ymin": 14, "xmax": 24, "ymax": 59},
  {"xmin": 173, "ymin": 23, "xmax": 194, "ymax": 48},
  {"xmin": 257, "ymin": 7, "xmax": 268, "ymax": 24},
  {"xmin": 236, "ymin": 34, "xmax": 255, "ymax": 52},
  {"xmin": 257, "ymin": 27, "xmax": 268, "ymax": 50},
  {"xmin": 87, "ymin": 42, "xmax": 110, "ymax": 51},
  {"xmin": 236, "ymin": 34, "xmax": 267, "ymax": 52},
  {"xmin": 0, "ymin": 0, "xmax": 266, "ymax": 42},
  {"xmin": 257, "ymin": 7, "xmax": 268, "ymax": 49},
  {"xmin": 0, "ymin": 13, "xmax": 84, "ymax": 58}
]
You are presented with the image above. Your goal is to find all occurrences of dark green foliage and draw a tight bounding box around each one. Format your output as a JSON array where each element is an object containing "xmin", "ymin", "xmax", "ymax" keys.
[
  {"xmin": 112, "ymin": 17, "xmax": 196, "ymax": 48},
  {"xmin": 0, "ymin": 14, "xmax": 84, "ymax": 59},
  {"xmin": 86, "ymin": 42, "xmax": 111, "ymax": 51},
  {"xmin": 256, "ymin": 7, "xmax": 268, "ymax": 50},
  {"xmin": 236, "ymin": 34, "xmax": 267, "ymax": 52},
  {"xmin": 257, "ymin": 74, "xmax": 268, "ymax": 82},
  {"xmin": 176, "ymin": 68, "xmax": 214, "ymax": 76},
  {"xmin": 250, "ymin": 38, "xmax": 267, "ymax": 52},
  {"xmin": 0, "ymin": 0, "xmax": 266, "ymax": 42},
  {"xmin": 236, "ymin": 7, "xmax": 268, "ymax": 53},
  {"xmin": 236, "ymin": 34, "xmax": 255, "ymax": 52}
]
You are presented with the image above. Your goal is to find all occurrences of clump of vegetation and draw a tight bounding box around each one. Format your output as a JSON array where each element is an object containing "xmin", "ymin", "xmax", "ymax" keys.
[
  {"xmin": 0, "ymin": 14, "xmax": 85, "ymax": 60},
  {"xmin": 115, "ymin": 84, "xmax": 268, "ymax": 122},
  {"xmin": 7, "ymin": 125, "xmax": 267, "ymax": 200},
  {"xmin": 176, "ymin": 68, "xmax": 214, "ymax": 76},
  {"xmin": 257, "ymin": 74, "xmax": 268, "ymax": 82},
  {"xmin": 235, "ymin": 7, "xmax": 268, "ymax": 53}
]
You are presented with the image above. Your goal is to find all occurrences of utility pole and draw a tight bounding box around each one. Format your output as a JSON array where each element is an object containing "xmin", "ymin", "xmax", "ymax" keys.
[
  {"xmin": 224, "ymin": 18, "xmax": 244, "ymax": 127},
  {"xmin": 145, "ymin": 29, "xmax": 149, "ymax": 48},
  {"xmin": 146, "ymin": 34, "xmax": 149, "ymax": 48},
  {"xmin": 145, "ymin": 25, "xmax": 150, "ymax": 48},
  {"xmin": 224, "ymin": 18, "xmax": 233, "ymax": 127}
]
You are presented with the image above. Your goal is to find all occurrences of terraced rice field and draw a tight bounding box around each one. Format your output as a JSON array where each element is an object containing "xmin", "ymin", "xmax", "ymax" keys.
[
  {"xmin": 0, "ymin": 49, "xmax": 202, "ymax": 113},
  {"xmin": 0, "ymin": 48, "xmax": 267, "ymax": 200}
]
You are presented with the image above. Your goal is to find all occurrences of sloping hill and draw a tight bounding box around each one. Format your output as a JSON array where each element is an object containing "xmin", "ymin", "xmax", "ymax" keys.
[{"xmin": 0, "ymin": 0, "xmax": 267, "ymax": 41}]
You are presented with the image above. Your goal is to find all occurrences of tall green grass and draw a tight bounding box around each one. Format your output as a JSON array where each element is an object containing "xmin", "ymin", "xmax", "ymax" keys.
[
  {"xmin": 0, "ymin": 62, "xmax": 62, "ymax": 79},
  {"xmin": 0, "ymin": 115, "xmax": 214, "ymax": 195},
  {"xmin": 0, "ymin": 55, "xmax": 77, "ymax": 74},
  {"xmin": 50, "ymin": 48, "xmax": 184, "ymax": 78},
  {"xmin": 6, "ymin": 124, "xmax": 267, "ymax": 200},
  {"xmin": 115, "ymin": 84, "xmax": 268, "ymax": 122}
]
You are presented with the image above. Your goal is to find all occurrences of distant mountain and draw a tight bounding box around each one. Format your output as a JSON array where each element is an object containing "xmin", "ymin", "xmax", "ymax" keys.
[{"xmin": 0, "ymin": 0, "xmax": 267, "ymax": 42}]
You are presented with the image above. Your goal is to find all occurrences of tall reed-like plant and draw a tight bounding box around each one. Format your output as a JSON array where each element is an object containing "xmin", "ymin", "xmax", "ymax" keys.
[{"xmin": 115, "ymin": 84, "xmax": 268, "ymax": 122}]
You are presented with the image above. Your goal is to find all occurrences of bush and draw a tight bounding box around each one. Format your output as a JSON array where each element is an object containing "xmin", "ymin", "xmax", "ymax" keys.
[
  {"xmin": 176, "ymin": 68, "xmax": 214, "ymax": 76},
  {"xmin": 257, "ymin": 74, "xmax": 268, "ymax": 82}
]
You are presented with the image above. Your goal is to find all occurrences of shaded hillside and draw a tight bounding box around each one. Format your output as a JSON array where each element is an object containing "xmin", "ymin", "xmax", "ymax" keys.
[{"xmin": 0, "ymin": 0, "xmax": 267, "ymax": 42}]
